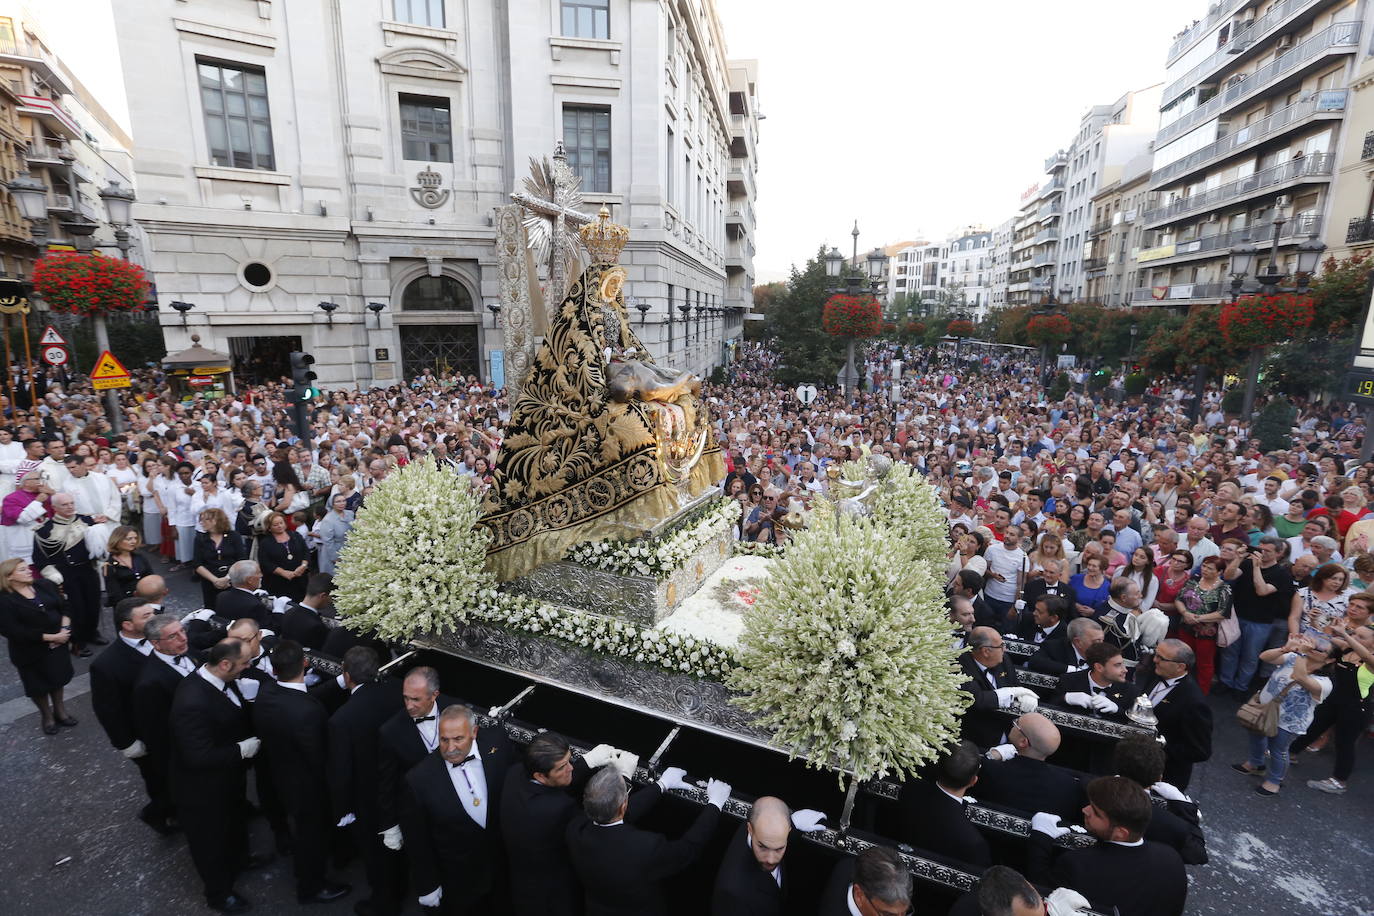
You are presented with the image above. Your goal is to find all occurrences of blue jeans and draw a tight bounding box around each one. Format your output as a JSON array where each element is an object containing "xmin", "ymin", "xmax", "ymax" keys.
[
  {"xmin": 1248, "ymin": 727, "xmax": 1299, "ymax": 785},
  {"xmin": 983, "ymin": 596, "xmax": 1016, "ymax": 631},
  {"xmin": 1219, "ymin": 618, "xmax": 1272, "ymax": 691}
]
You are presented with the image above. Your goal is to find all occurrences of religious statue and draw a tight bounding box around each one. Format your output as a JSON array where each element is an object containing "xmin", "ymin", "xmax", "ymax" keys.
[{"xmin": 479, "ymin": 208, "xmax": 724, "ymax": 581}]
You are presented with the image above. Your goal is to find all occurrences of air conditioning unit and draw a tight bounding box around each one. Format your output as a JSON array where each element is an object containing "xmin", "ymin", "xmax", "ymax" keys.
[{"xmin": 1275, "ymin": 34, "xmax": 1294, "ymax": 51}]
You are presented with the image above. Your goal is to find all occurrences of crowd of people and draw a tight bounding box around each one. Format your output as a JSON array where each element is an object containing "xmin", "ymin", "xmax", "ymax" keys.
[{"xmin": 0, "ymin": 339, "xmax": 1370, "ymax": 915}]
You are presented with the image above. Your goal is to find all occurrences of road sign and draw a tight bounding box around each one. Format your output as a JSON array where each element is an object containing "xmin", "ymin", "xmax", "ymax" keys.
[
  {"xmin": 38, "ymin": 325, "xmax": 67, "ymax": 346},
  {"xmin": 90, "ymin": 350, "xmax": 132, "ymax": 390},
  {"xmin": 41, "ymin": 345, "xmax": 69, "ymax": 367}
]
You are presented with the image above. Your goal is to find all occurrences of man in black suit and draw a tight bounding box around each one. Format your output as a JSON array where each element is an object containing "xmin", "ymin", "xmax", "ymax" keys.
[
  {"xmin": 817, "ymin": 846, "xmax": 912, "ymax": 916},
  {"xmin": 959, "ymin": 626, "xmax": 1038, "ymax": 749},
  {"xmin": 89, "ymin": 598, "xmax": 162, "ymax": 831},
  {"xmin": 377, "ymin": 666, "xmax": 460, "ymax": 846},
  {"xmin": 251, "ymin": 639, "xmax": 352, "ymax": 905},
  {"xmin": 401, "ymin": 704, "xmax": 517, "ymax": 914},
  {"xmin": 953, "ymin": 569, "xmax": 998, "ymax": 631},
  {"xmin": 898, "ymin": 740, "xmax": 991, "ymax": 868},
  {"xmin": 1049, "ymin": 641, "xmax": 1140, "ymax": 722},
  {"xmin": 1013, "ymin": 594, "xmax": 1071, "ymax": 649},
  {"xmin": 131, "ymin": 613, "xmax": 199, "ymax": 832},
  {"xmin": 327, "ymin": 647, "xmax": 404, "ymax": 916},
  {"xmin": 1026, "ymin": 775, "xmax": 1187, "ymax": 916},
  {"xmin": 1018, "ymin": 565, "xmax": 1077, "ymax": 633},
  {"xmin": 973, "ymin": 712, "xmax": 1086, "ymax": 823},
  {"xmin": 216, "ymin": 559, "xmax": 269, "ymax": 627},
  {"xmin": 946, "ymin": 865, "xmax": 1045, "ymax": 916},
  {"xmin": 169, "ymin": 638, "xmax": 264, "ymax": 914},
  {"xmin": 711, "ymin": 796, "xmax": 803, "ymax": 916},
  {"xmin": 1142, "ymin": 639, "xmax": 1213, "ymax": 791},
  {"xmin": 566, "ymin": 764, "xmax": 732, "ymax": 916},
  {"xmin": 1026, "ymin": 618, "xmax": 1102, "ymax": 675},
  {"xmin": 1113, "ymin": 735, "xmax": 1207, "ymax": 866},
  {"xmin": 279, "ymin": 573, "xmax": 333, "ymax": 649}
]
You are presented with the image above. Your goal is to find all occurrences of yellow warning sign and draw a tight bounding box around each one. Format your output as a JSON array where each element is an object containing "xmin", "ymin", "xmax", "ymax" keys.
[{"xmin": 90, "ymin": 350, "xmax": 132, "ymax": 390}]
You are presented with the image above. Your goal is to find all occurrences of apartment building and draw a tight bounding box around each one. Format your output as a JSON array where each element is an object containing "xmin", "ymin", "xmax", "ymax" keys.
[
  {"xmin": 989, "ymin": 216, "xmax": 1014, "ymax": 310},
  {"xmin": 1135, "ymin": 0, "xmax": 1362, "ymax": 308},
  {"xmin": 1326, "ymin": 28, "xmax": 1374, "ymax": 260},
  {"xmin": 945, "ymin": 228, "xmax": 993, "ymax": 318},
  {"xmin": 115, "ymin": 0, "xmax": 756, "ymax": 388},
  {"xmin": 1006, "ymin": 181, "xmax": 1046, "ymax": 308},
  {"xmin": 1085, "ymin": 152, "xmax": 1153, "ymax": 306},
  {"xmin": 884, "ymin": 240, "xmax": 926, "ymax": 304}
]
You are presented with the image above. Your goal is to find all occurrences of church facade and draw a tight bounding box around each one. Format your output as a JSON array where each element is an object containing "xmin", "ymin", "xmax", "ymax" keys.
[{"xmin": 114, "ymin": 0, "xmax": 759, "ymax": 390}]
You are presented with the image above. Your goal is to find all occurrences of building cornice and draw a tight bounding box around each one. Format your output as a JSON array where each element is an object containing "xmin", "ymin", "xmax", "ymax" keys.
[{"xmin": 172, "ymin": 18, "xmax": 276, "ymax": 50}]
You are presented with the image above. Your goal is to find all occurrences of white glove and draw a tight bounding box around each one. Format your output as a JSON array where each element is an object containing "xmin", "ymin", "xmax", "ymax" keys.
[
  {"xmin": 418, "ymin": 887, "xmax": 442, "ymax": 908},
  {"xmin": 271, "ymin": 595, "xmax": 291, "ymax": 614},
  {"xmin": 1030, "ymin": 812, "xmax": 1070, "ymax": 839},
  {"xmin": 1062, "ymin": 691, "xmax": 1092, "ymax": 709},
  {"xmin": 705, "ymin": 778, "xmax": 732, "ymax": 810},
  {"xmin": 258, "ymin": 628, "xmax": 276, "ymax": 639},
  {"xmin": 1045, "ymin": 886, "xmax": 1093, "ymax": 916},
  {"xmin": 582, "ymin": 743, "xmax": 618, "ymax": 768},
  {"xmin": 993, "ymin": 687, "xmax": 1021, "ymax": 709},
  {"xmin": 1088, "ymin": 693, "xmax": 1118, "ymax": 715},
  {"xmin": 252, "ymin": 589, "xmax": 269, "ymax": 598},
  {"xmin": 237, "ymin": 736, "xmax": 262, "ymax": 759},
  {"xmin": 121, "ymin": 739, "xmax": 148, "ymax": 759},
  {"xmin": 380, "ymin": 825, "xmax": 403, "ymax": 851},
  {"xmin": 1150, "ymin": 781, "xmax": 1190, "ymax": 803},
  {"xmin": 790, "ymin": 809, "xmax": 827, "ymax": 832},
  {"xmin": 963, "ymin": 794, "xmax": 978, "ymax": 805},
  {"xmin": 183, "ymin": 608, "xmax": 216, "ymax": 623},
  {"xmin": 1007, "ymin": 687, "xmax": 1039, "ymax": 714},
  {"xmin": 610, "ymin": 750, "xmax": 639, "ymax": 781},
  {"xmin": 657, "ymin": 766, "xmax": 691, "ymax": 793},
  {"xmin": 336, "ymin": 812, "xmax": 356, "ymax": 827},
  {"xmin": 986, "ymin": 743, "xmax": 1018, "ymax": 762},
  {"xmin": 237, "ymin": 677, "xmax": 260, "ymax": 702}
]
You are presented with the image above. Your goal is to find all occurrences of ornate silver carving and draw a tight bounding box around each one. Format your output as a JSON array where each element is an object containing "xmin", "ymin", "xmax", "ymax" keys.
[
  {"xmin": 1009, "ymin": 704, "xmax": 1158, "ymax": 740},
  {"xmin": 410, "ymin": 167, "xmax": 450, "ymax": 209},
  {"xmin": 495, "ymin": 203, "xmax": 535, "ymax": 401},
  {"xmin": 858, "ymin": 779, "xmax": 1094, "ymax": 849},
  {"xmin": 1017, "ymin": 669, "xmax": 1059, "ymax": 690}
]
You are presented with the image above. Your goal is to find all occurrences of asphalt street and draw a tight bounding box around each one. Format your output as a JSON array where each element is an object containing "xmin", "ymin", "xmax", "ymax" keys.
[{"xmin": 0, "ymin": 550, "xmax": 1370, "ymax": 915}]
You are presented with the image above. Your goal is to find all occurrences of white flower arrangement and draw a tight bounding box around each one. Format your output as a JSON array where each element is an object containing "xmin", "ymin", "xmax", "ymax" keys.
[
  {"xmin": 868, "ymin": 469, "xmax": 952, "ymax": 581},
  {"xmin": 565, "ymin": 498, "xmax": 741, "ymax": 579},
  {"xmin": 727, "ymin": 514, "xmax": 968, "ymax": 783},
  {"xmin": 733, "ymin": 541, "xmax": 785, "ymax": 559},
  {"xmin": 333, "ymin": 457, "xmax": 489, "ymax": 642}
]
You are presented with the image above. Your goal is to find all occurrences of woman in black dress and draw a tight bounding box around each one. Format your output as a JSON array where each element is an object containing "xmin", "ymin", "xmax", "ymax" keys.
[
  {"xmin": 102, "ymin": 526, "xmax": 152, "ymax": 611},
  {"xmin": 192, "ymin": 507, "xmax": 247, "ymax": 610},
  {"xmin": 257, "ymin": 511, "xmax": 309, "ymax": 602},
  {"xmin": 0, "ymin": 557, "xmax": 76, "ymax": 735}
]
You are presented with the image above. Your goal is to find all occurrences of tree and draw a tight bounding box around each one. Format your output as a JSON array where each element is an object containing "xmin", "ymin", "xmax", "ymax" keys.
[
  {"xmin": 1254, "ymin": 397, "xmax": 1297, "ymax": 452},
  {"xmin": 763, "ymin": 247, "xmax": 849, "ymax": 386},
  {"xmin": 751, "ymin": 281, "xmax": 787, "ymax": 315},
  {"xmin": 1264, "ymin": 254, "xmax": 1371, "ymax": 396}
]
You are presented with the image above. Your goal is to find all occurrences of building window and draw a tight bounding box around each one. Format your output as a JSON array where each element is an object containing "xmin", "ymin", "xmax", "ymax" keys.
[
  {"xmin": 665, "ymin": 126, "xmax": 674, "ymax": 205},
  {"xmin": 400, "ymin": 95, "xmax": 452, "ymax": 162},
  {"xmin": 393, "ymin": 0, "xmax": 444, "ymax": 27},
  {"xmin": 561, "ymin": 0, "xmax": 609, "ymax": 39},
  {"xmin": 198, "ymin": 59, "xmax": 275, "ymax": 171},
  {"xmin": 401, "ymin": 275, "xmax": 473, "ymax": 311},
  {"xmin": 563, "ymin": 105, "xmax": 610, "ymax": 193}
]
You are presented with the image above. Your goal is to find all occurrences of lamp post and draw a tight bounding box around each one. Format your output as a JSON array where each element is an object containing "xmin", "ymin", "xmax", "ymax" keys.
[
  {"xmin": 952, "ymin": 309, "xmax": 970, "ymax": 364},
  {"xmin": 367, "ymin": 301, "xmax": 387, "ymax": 328},
  {"xmin": 823, "ymin": 234, "xmax": 888, "ymax": 395},
  {"xmin": 1128, "ymin": 322, "xmax": 1138, "ymax": 360}
]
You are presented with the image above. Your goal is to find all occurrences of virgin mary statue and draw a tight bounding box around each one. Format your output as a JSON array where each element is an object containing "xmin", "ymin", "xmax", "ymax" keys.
[{"xmin": 479, "ymin": 208, "xmax": 724, "ymax": 581}]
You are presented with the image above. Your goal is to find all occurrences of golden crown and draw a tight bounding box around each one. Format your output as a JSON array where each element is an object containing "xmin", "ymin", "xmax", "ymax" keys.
[{"xmin": 579, "ymin": 206, "xmax": 629, "ymax": 265}]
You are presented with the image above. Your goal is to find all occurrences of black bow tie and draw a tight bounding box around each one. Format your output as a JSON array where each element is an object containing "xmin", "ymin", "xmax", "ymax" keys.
[
  {"xmin": 136, "ymin": 638, "xmax": 148, "ymax": 646},
  {"xmin": 413, "ymin": 715, "xmax": 435, "ymax": 724},
  {"xmin": 448, "ymin": 754, "xmax": 476, "ymax": 768},
  {"xmin": 1038, "ymin": 628, "xmax": 1052, "ymax": 637}
]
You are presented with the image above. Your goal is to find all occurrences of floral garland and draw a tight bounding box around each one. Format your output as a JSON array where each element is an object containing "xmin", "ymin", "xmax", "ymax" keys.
[
  {"xmin": 32, "ymin": 252, "xmax": 150, "ymax": 317},
  {"xmin": 822, "ymin": 293, "xmax": 883, "ymax": 338},
  {"xmin": 565, "ymin": 498, "xmax": 741, "ymax": 579},
  {"xmin": 469, "ymin": 587, "xmax": 739, "ymax": 680},
  {"xmin": 1219, "ymin": 293, "xmax": 1315, "ymax": 349}
]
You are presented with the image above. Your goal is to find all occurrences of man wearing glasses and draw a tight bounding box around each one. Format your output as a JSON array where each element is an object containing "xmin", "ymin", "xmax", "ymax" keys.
[
  {"xmin": 743, "ymin": 489, "xmax": 781, "ymax": 545},
  {"xmin": 1141, "ymin": 639, "xmax": 1212, "ymax": 791},
  {"xmin": 959, "ymin": 627, "xmax": 1038, "ymax": 749},
  {"xmin": 818, "ymin": 845, "xmax": 912, "ymax": 916}
]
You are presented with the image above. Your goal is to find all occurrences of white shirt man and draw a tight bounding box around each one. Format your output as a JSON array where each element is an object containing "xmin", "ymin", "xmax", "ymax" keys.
[{"xmin": 983, "ymin": 526, "xmax": 1027, "ymax": 606}]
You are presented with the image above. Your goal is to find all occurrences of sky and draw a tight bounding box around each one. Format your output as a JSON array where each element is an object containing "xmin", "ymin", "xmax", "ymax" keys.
[{"xmin": 718, "ymin": 0, "xmax": 1207, "ymax": 281}]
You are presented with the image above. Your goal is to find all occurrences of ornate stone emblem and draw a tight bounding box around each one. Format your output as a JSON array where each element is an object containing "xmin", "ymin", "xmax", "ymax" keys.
[{"xmin": 410, "ymin": 167, "xmax": 450, "ymax": 209}]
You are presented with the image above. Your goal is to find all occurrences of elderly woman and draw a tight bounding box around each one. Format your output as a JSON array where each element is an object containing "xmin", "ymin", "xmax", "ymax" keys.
[
  {"xmin": 0, "ymin": 557, "xmax": 75, "ymax": 735},
  {"xmin": 314, "ymin": 494, "xmax": 354, "ymax": 575},
  {"xmin": 257, "ymin": 511, "xmax": 309, "ymax": 601},
  {"xmin": 1335, "ymin": 487, "xmax": 1370, "ymax": 539},
  {"xmin": 192, "ymin": 508, "xmax": 247, "ymax": 610}
]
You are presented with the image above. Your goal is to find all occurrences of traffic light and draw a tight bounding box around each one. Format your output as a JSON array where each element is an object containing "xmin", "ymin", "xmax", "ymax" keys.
[{"xmin": 288, "ymin": 350, "xmax": 317, "ymax": 445}]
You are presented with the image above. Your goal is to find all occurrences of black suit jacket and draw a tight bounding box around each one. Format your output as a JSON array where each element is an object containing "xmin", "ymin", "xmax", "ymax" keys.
[
  {"xmin": 132, "ymin": 654, "xmax": 195, "ymax": 773},
  {"xmin": 251, "ymin": 680, "xmax": 329, "ymax": 816},
  {"xmin": 711, "ymin": 822, "xmax": 786, "ymax": 916},
  {"xmin": 326, "ymin": 678, "xmax": 403, "ymax": 828},
  {"xmin": 400, "ymin": 729, "xmax": 517, "ymax": 899},
  {"xmin": 1145, "ymin": 676, "xmax": 1212, "ymax": 767},
  {"xmin": 376, "ymin": 694, "xmax": 461, "ymax": 830},
  {"xmin": 566, "ymin": 784, "xmax": 720, "ymax": 916},
  {"xmin": 816, "ymin": 857, "xmax": 855, "ymax": 916},
  {"xmin": 501, "ymin": 756, "xmax": 593, "ymax": 916},
  {"xmin": 1013, "ymin": 613, "xmax": 1071, "ymax": 648},
  {"xmin": 89, "ymin": 638, "xmax": 149, "ymax": 750},
  {"xmin": 958, "ymin": 653, "xmax": 1020, "ymax": 748},
  {"xmin": 1025, "ymin": 638, "xmax": 1088, "ymax": 675},
  {"xmin": 216, "ymin": 588, "xmax": 268, "ymax": 628},
  {"xmin": 897, "ymin": 779, "xmax": 991, "ymax": 869},
  {"xmin": 279, "ymin": 602, "xmax": 330, "ymax": 649},
  {"xmin": 168, "ymin": 671, "xmax": 254, "ymax": 808},
  {"xmin": 1049, "ymin": 669, "xmax": 1141, "ymax": 722},
  {"xmin": 1146, "ymin": 794, "xmax": 1208, "ymax": 865},
  {"xmin": 971, "ymin": 755, "xmax": 1087, "ymax": 824},
  {"xmin": 1026, "ymin": 833, "xmax": 1188, "ymax": 916},
  {"xmin": 1020, "ymin": 580, "xmax": 1079, "ymax": 619}
]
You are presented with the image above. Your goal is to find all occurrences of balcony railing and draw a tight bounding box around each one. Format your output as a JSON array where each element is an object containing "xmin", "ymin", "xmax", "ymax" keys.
[
  {"xmin": 1349, "ymin": 217, "xmax": 1374, "ymax": 244},
  {"xmin": 1151, "ymin": 91, "xmax": 1346, "ymax": 188},
  {"xmin": 1083, "ymin": 257, "xmax": 1108, "ymax": 271},
  {"xmin": 47, "ymin": 193, "xmax": 75, "ymax": 213},
  {"xmin": 1167, "ymin": 0, "xmax": 1252, "ymax": 64},
  {"xmin": 1156, "ymin": 21, "xmax": 1361, "ymax": 149},
  {"xmin": 1037, "ymin": 201, "xmax": 1063, "ymax": 221},
  {"xmin": 1029, "ymin": 278, "xmax": 1051, "ymax": 291},
  {"xmin": 1363, "ymin": 131, "xmax": 1374, "ymax": 162},
  {"xmin": 1142, "ymin": 153, "xmax": 1333, "ymax": 226},
  {"xmin": 1130, "ymin": 281, "xmax": 1228, "ymax": 303},
  {"xmin": 1162, "ymin": 0, "xmax": 1326, "ymax": 107},
  {"xmin": 1031, "ymin": 251, "xmax": 1055, "ymax": 266},
  {"xmin": 1032, "ymin": 228, "xmax": 1060, "ymax": 245},
  {"xmin": 1088, "ymin": 218, "xmax": 1113, "ymax": 237},
  {"xmin": 25, "ymin": 139, "xmax": 71, "ymax": 161},
  {"xmin": 1044, "ymin": 151, "xmax": 1067, "ymax": 172},
  {"xmin": 1138, "ymin": 214, "xmax": 1321, "ymax": 264}
]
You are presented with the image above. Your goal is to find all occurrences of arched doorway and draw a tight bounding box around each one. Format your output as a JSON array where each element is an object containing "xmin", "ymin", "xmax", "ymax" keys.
[{"xmin": 397, "ymin": 274, "xmax": 480, "ymax": 381}]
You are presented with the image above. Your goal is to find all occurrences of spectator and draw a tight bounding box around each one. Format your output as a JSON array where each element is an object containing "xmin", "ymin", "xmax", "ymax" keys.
[
  {"xmin": 1234, "ymin": 634, "xmax": 1334, "ymax": 797},
  {"xmin": 1218, "ymin": 536, "xmax": 1295, "ymax": 696}
]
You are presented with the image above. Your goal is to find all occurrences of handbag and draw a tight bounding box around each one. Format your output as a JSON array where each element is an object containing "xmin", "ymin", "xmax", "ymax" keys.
[
  {"xmin": 1236, "ymin": 679, "xmax": 1299, "ymax": 738},
  {"xmin": 1216, "ymin": 610, "xmax": 1241, "ymax": 647}
]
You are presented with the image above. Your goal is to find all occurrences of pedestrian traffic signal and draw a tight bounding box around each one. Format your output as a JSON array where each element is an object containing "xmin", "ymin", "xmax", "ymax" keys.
[{"xmin": 289, "ymin": 350, "xmax": 317, "ymax": 403}]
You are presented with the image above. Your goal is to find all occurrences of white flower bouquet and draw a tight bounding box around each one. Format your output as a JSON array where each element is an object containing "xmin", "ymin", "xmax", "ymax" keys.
[{"xmin": 565, "ymin": 498, "xmax": 741, "ymax": 579}]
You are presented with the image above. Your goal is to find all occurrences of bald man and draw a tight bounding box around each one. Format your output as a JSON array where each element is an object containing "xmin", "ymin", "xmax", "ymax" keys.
[
  {"xmin": 133, "ymin": 574, "xmax": 171, "ymax": 608},
  {"xmin": 711, "ymin": 797, "xmax": 792, "ymax": 916},
  {"xmin": 972, "ymin": 713, "xmax": 1086, "ymax": 823}
]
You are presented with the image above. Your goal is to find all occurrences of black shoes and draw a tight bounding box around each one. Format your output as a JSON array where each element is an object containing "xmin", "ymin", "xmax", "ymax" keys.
[
  {"xmin": 242, "ymin": 852, "xmax": 274, "ymax": 871},
  {"xmin": 298, "ymin": 884, "xmax": 352, "ymax": 905},
  {"xmin": 41, "ymin": 720, "xmax": 58, "ymax": 736},
  {"xmin": 137, "ymin": 807, "xmax": 176, "ymax": 835},
  {"xmin": 207, "ymin": 892, "xmax": 252, "ymax": 913}
]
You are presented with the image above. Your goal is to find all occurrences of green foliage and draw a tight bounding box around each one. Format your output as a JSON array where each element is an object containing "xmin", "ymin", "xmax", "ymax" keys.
[
  {"xmin": 1221, "ymin": 387, "xmax": 1245, "ymax": 415},
  {"xmin": 1087, "ymin": 370, "xmax": 1111, "ymax": 393},
  {"xmin": 1123, "ymin": 372, "xmax": 1147, "ymax": 396},
  {"xmin": 1048, "ymin": 371, "xmax": 1070, "ymax": 400},
  {"xmin": 1265, "ymin": 254, "xmax": 1371, "ymax": 395},
  {"xmin": 763, "ymin": 247, "xmax": 849, "ymax": 386},
  {"xmin": 708, "ymin": 365, "xmax": 726, "ymax": 385},
  {"xmin": 1254, "ymin": 397, "xmax": 1297, "ymax": 452}
]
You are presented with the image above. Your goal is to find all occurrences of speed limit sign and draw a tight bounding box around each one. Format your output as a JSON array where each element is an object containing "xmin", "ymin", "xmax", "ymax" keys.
[{"xmin": 41, "ymin": 345, "xmax": 69, "ymax": 367}]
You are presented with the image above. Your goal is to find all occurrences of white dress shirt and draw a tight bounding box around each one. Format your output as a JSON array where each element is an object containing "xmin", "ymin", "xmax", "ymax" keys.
[
  {"xmin": 197, "ymin": 665, "xmax": 241, "ymax": 707},
  {"xmin": 845, "ymin": 885, "xmax": 863, "ymax": 916},
  {"xmin": 153, "ymin": 648, "xmax": 195, "ymax": 676},
  {"xmin": 447, "ymin": 752, "xmax": 489, "ymax": 828},
  {"xmin": 412, "ymin": 702, "xmax": 439, "ymax": 752},
  {"xmin": 1149, "ymin": 675, "xmax": 1184, "ymax": 705},
  {"xmin": 120, "ymin": 634, "xmax": 153, "ymax": 656},
  {"xmin": 279, "ymin": 680, "xmax": 307, "ymax": 693}
]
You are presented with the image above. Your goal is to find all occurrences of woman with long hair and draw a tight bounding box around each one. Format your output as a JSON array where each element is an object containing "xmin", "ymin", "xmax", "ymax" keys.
[
  {"xmin": 1123, "ymin": 547, "xmax": 1160, "ymax": 611},
  {"xmin": 102, "ymin": 526, "xmax": 152, "ymax": 610},
  {"xmin": 0, "ymin": 557, "xmax": 75, "ymax": 735},
  {"xmin": 1288, "ymin": 563, "xmax": 1351, "ymax": 639}
]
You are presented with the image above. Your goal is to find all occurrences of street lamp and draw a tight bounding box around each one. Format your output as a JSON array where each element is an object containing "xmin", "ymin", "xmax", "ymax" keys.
[
  {"xmin": 169, "ymin": 300, "xmax": 195, "ymax": 327},
  {"xmin": 823, "ymin": 247, "xmax": 845, "ymax": 279},
  {"xmin": 633, "ymin": 297, "xmax": 650, "ymax": 325},
  {"xmin": 317, "ymin": 300, "xmax": 339, "ymax": 327},
  {"xmin": 826, "ymin": 226, "xmax": 888, "ymax": 395},
  {"xmin": 367, "ymin": 301, "xmax": 387, "ymax": 328},
  {"xmin": 1128, "ymin": 322, "xmax": 1138, "ymax": 359}
]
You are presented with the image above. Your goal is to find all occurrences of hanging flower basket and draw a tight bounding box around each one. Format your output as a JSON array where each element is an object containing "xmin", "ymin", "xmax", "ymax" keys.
[
  {"xmin": 946, "ymin": 318, "xmax": 976, "ymax": 339},
  {"xmin": 1025, "ymin": 313, "xmax": 1072, "ymax": 347},
  {"xmin": 1219, "ymin": 293, "xmax": 1315, "ymax": 350},
  {"xmin": 32, "ymin": 253, "xmax": 150, "ymax": 317},
  {"xmin": 822, "ymin": 293, "xmax": 883, "ymax": 338},
  {"xmin": 904, "ymin": 320, "xmax": 927, "ymax": 338}
]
